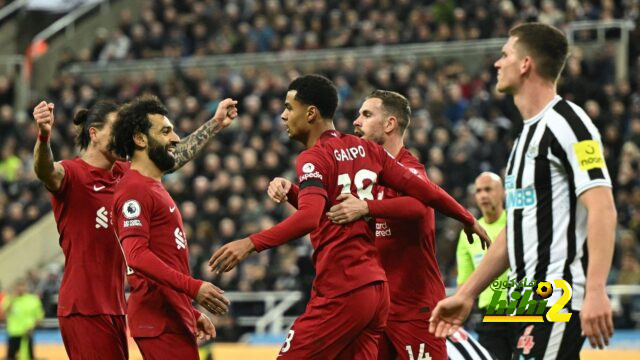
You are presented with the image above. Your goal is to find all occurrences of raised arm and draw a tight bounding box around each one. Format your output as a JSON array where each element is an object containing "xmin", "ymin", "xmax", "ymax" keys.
[
  {"xmin": 171, "ymin": 98, "xmax": 238, "ymax": 171},
  {"xmin": 32, "ymin": 101, "xmax": 65, "ymax": 191}
]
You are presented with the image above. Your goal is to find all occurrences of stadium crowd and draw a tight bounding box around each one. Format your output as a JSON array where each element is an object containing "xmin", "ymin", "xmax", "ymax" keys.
[
  {"xmin": 55, "ymin": 0, "xmax": 634, "ymax": 64},
  {"xmin": 0, "ymin": 0, "xmax": 639, "ymax": 338}
]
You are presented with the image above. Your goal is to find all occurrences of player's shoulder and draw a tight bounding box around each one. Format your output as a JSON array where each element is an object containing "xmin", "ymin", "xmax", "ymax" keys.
[
  {"xmin": 546, "ymin": 98, "xmax": 600, "ymax": 137},
  {"xmin": 114, "ymin": 171, "xmax": 148, "ymax": 200}
]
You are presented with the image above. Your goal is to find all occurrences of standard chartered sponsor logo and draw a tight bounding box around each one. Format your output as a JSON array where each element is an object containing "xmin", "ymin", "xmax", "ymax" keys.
[{"xmin": 376, "ymin": 222, "xmax": 391, "ymax": 237}]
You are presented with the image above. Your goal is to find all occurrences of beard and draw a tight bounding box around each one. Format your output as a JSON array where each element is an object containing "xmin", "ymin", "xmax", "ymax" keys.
[{"xmin": 148, "ymin": 136, "xmax": 176, "ymax": 172}]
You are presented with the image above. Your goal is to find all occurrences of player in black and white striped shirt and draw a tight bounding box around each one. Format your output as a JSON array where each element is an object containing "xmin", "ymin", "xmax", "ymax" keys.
[
  {"xmin": 429, "ymin": 23, "xmax": 616, "ymax": 359},
  {"xmin": 447, "ymin": 329, "xmax": 494, "ymax": 360}
]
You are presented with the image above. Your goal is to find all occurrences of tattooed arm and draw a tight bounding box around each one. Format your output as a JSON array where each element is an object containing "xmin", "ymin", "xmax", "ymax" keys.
[
  {"xmin": 171, "ymin": 98, "xmax": 238, "ymax": 171},
  {"xmin": 33, "ymin": 101, "xmax": 65, "ymax": 191}
]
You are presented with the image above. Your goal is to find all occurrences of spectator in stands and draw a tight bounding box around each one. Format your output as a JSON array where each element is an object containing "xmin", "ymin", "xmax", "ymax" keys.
[{"xmin": 1, "ymin": 278, "xmax": 44, "ymax": 360}]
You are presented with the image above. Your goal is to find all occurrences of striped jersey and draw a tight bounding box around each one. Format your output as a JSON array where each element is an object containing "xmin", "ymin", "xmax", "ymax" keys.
[
  {"xmin": 504, "ymin": 95, "xmax": 611, "ymax": 310},
  {"xmin": 447, "ymin": 329, "xmax": 494, "ymax": 360}
]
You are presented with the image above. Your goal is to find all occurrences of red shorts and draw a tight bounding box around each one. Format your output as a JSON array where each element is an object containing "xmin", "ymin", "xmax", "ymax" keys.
[
  {"xmin": 59, "ymin": 314, "xmax": 128, "ymax": 360},
  {"xmin": 135, "ymin": 332, "xmax": 199, "ymax": 360},
  {"xmin": 378, "ymin": 319, "xmax": 447, "ymax": 360},
  {"xmin": 278, "ymin": 281, "xmax": 389, "ymax": 360}
]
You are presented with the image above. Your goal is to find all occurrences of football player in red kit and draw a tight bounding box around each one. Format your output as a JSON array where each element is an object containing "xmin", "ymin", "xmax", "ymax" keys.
[
  {"xmin": 32, "ymin": 96, "xmax": 236, "ymax": 359},
  {"xmin": 110, "ymin": 96, "xmax": 232, "ymax": 359},
  {"xmin": 209, "ymin": 75, "xmax": 490, "ymax": 359},
  {"xmin": 325, "ymin": 90, "xmax": 467, "ymax": 360}
]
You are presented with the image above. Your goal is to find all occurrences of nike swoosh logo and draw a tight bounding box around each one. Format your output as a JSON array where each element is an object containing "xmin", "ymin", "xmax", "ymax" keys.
[
  {"xmin": 169, "ymin": 206, "xmax": 176, "ymax": 213},
  {"xmin": 93, "ymin": 185, "xmax": 106, "ymax": 191}
]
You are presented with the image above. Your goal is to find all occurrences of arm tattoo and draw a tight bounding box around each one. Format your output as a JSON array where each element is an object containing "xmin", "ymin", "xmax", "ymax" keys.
[{"xmin": 171, "ymin": 119, "xmax": 224, "ymax": 171}]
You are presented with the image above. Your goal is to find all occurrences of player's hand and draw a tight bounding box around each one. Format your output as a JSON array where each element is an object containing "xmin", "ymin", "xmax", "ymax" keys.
[
  {"xmin": 195, "ymin": 282, "xmax": 230, "ymax": 316},
  {"xmin": 196, "ymin": 313, "xmax": 217, "ymax": 341},
  {"xmin": 212, "ymin": 98, "xmax": 238, "ymax": 128},
  {"xmin": 429, "ymin": 295, "xmax": 474, "ymax": 338},
  {"xmin": 326, "ymin": 194, "xmax": 368, "ymax": 224},
  {"xmin": 580, "ymin": 287, "xmax": 613, "ymax": 349},
  {"xmin": 268, "ymin": 177, "xmax": 292, "ymax": 203},
  {"xmin": 209, "ymin": 238, "xmax": 256, "ymax": 274},
  {"xmin": 33, "ymin": 101, "xmax": 55, "ymax": 136},
  {"xmin": 463, "ymin": 219, "xmax": 491, "ymax": 250}
]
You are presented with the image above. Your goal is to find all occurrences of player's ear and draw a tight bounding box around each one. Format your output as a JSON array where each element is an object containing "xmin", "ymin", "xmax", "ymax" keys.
[
  {"xmin": 307, "ymin": 106, "xmax": 318, "ymax": 123},
  {"xmin": 384, "ymin": 116, "xmax": 398, "ymax": 134},
  {"xmin": 133, "ymin": 132, "xmax": 147, "ymax": 148},
  {"xmin": 521, "ymin": 55, "xmax": 533, "ymax": 76},
  {"xmin": 88, "ymin": 127, "xmax": 99, "ymax": 142}
]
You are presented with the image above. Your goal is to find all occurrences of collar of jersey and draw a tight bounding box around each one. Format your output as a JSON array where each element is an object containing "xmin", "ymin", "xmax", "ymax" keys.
[{"xmin": 523, "ymin": 95, "xmax": 562, "ymax": 125}]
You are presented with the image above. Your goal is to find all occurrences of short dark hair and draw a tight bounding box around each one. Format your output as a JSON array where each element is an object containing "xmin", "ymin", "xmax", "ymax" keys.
[
  {"xmin": 366, "ymin": 90, "xmax": 411, "ymax": 134},
  {"xmin": 288, "ymin": 74, "xmax": 338, "ymax": 119},
  {"xmin": 73, "ymin": 101, "xmax": 119, "ymax": 150},
  {"xmin": 509, "ymin": 22, "xmax": 569, "ymax": 83},
  {"xmin": 111, "ymin": 95, "xmax": 168, "ymax": 158}
]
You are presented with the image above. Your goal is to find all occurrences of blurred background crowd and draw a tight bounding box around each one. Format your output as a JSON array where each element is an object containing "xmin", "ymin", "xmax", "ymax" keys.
[{"xmin": 1, "ymin": 0, "xmax": 640, "ymax": 339}]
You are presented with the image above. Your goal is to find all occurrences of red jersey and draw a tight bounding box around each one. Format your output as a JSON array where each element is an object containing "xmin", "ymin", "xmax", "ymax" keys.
[
  {"xmin": 251, "ymin": 130, "xmax": 474, "ymax": 299},
  {"xmin": 113, "ymin": 169, "xmax": 200, "ymax": 338},
  {"xmin": 50, "ymin": 158, "xmax": 129, "ymax": 317},
  {"xmin": 373, "ymin": 148, "xmax": 445, "ymax": 321}
]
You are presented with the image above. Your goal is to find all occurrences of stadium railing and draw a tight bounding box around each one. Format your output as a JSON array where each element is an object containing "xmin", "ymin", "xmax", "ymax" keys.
[{"xmin": 566, "ymin": 19, "xmax": 636, "ymax": 81}]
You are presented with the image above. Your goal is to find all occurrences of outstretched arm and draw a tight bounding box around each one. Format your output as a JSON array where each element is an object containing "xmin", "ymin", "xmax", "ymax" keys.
[
  {"xmin": 171, "ymin": 99, "xmax": 238, "ymax": 171},
  {"xmin": 209, "ymin": 191, "xmax": 326, "ymax": 273}
]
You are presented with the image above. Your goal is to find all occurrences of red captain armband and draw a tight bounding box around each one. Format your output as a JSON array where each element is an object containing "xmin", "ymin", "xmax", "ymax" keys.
[{"xmin": 38, "ymin": 132, "xmax": 50, "ymax": 143}]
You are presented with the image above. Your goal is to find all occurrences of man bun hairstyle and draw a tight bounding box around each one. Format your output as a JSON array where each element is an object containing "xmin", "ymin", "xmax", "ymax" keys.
[
  {"xmin": 288, "ymin": 74, "xmax": 338, "ymax": 119},
  {"xmin": 509, "ymin": 22, "xmax": 569, "ymax": 83},
  {"xmin": 111, "ymin": 95, "xmax": 168, "ymax": 159},
  {"xmin": 73, "ymin": 101, "xmax": 119, "ymax": 150}
]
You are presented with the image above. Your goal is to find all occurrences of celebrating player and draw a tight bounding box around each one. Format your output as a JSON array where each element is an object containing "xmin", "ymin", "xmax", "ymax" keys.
[
  {"xmin": 209, "ymin": 75, "xmax": 489, "ymax": 359},
  {"xmin": 32, "ymin": 95, "xmax": 237, "ymax": 359},
  {"xmin": 110, "ymin": 95, "xmax": 232, "ymax": 359}
]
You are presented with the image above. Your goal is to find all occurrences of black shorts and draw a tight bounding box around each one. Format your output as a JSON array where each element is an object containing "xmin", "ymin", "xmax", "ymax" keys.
[{"xmin": 512, "ymin": 310, "xmax": 585, "ymax": 359}]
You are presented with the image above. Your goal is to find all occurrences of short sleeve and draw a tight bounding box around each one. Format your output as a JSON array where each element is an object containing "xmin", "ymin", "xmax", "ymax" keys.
[
  {"xmin": 52, "ymin": 160, "xmax": 77, "ymax": 196},
  {"xmin": 549, "ymin": 102, "xmax": 612, "ymax": 197},
  {"xmin": 296, "ymin": 150, "xmax": 329, "ymax": 198},
  {"xmin": 114, "ymin": 189, "xmax": 152, "ymax": 241}
]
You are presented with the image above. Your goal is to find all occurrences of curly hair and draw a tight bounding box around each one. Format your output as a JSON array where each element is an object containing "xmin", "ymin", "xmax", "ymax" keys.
[
  {"xmin": 73, "ymin": 101, "xmax": 119, "ymax": 150},
  {"xmin": 110, "ymin": 95, "xmax": 168, "ymax": 159},
  {"xmin": 288, "ymin": 74, "xmax": 338, "ymax": 119}
]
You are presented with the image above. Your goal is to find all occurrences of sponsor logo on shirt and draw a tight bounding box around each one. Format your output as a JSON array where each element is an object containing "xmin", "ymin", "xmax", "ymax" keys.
[
  {"xmin": 376, "ymin": 221, "xmax": 391, "ymax": 237},
  {"xmin": 299, "ymin": 171, "xmax": 323, "ymax": 183},
  {"xmin": 95, "ymin": 206, "xmax": 108, "ymax": 229},
  {"xmin": 573, "ymin": 140, "xmax": 605, "ymax": 171},
  {"xmin": 505, "ymin": 176, "xmax": 536, "ymax": 209},
  {"xmin": 299, "ymin": 163, "xmax": 322, "ymax": 182},
  {"xmin": 93, "ymin": 184, "xmax": 106, "ymax": 191},
  {"xmin": 175, "ymin": 228, "xmax": 186, "ymax": 250}
]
